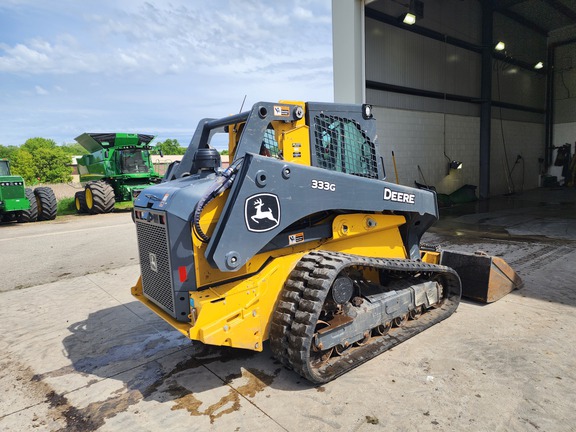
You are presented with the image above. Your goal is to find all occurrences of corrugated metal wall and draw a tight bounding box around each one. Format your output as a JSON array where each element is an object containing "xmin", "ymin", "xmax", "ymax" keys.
[
  {"xmin": 361, "ymin": 0, "xmax": 547, "ymax": 195},
  {"xmin": 365, "ymin": 18, "xmax": 480, "ymax": 117},
  {"xmin": 492, "ymin": 13, "xmax": 547, "ymax": 122},
  {"xmin": 554, "ymin": 43, "xmax": 576, "ymax": 125}
]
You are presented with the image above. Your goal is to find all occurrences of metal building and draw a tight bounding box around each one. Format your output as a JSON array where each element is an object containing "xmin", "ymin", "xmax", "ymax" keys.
[{"xmin": 332, "ymin": 0, "xmax": 576, "ymax": 198}]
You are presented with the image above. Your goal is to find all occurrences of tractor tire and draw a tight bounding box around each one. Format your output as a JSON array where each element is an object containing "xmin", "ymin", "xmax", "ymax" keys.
[
  {"xmin": 34, "ymin": 187, "xmax": 57, "ymax": 221},
  {"xmin": 17, "ymin": 188, "xmax": 38, "ymax": 223},
  {"xmin": 75, "ymin": 191, "xmax": 87, "ymax": 213},
  {"xmin": 85, "ymin": 181, "xmax": 115, "ymax": 214}
]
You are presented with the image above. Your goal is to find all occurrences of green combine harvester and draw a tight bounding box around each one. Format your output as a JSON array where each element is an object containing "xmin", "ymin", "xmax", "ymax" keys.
[
  {"xmin": 74, "ymin": 133, "xmax": 162, "ymax": 214},
  {"xmin": 0, "ymin": 159, "xmax": 57, "ymax": 223}
]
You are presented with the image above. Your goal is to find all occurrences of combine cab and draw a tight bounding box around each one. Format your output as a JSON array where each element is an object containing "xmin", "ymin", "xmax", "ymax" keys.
[
  {"xmin": 0, "ymin": 159, "xmax": 57, "ymax": 223},
  {"xmin": 130, "ymin": 101, "xmax": 522, "ymax": 383},
  {"xmin": 74, "ymin": 133, "xmax": 161, "ymax": 214}
]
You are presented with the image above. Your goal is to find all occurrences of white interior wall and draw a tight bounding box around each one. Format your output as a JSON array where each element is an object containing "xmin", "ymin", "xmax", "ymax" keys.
[
  {"xmin": 490, "ymin": 119, "xmax": 545, "ymax": 193},
  {"xmin": 554, "ymin": 122, "xmax": 576, "ymax": 148},
  {"xmin": 551, "ymin": 43, "xmax": 576, "ymax": 183},
  {"xmin": 373, "ymin": 106, "xmax": 544, "ymax": 195},
  {"xmin": 373, "ymin": 107, "xmax": 477, "ymax": 195}
]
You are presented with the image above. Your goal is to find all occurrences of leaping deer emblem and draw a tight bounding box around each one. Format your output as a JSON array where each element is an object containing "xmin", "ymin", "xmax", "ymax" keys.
[{"xmin": 251, "ymin": 198, "xmax": 278, "ymax": 224}]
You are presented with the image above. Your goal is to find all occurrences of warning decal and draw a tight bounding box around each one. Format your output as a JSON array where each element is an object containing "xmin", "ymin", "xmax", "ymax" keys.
[
  {"xmin": 274, "ymin": 105, "xmax": 290, "ymax": 117},
  {"xmin": 288, "ymin": 232, "xmax": 305, "ymax": 245},
  {"xmin": 159, "ymin": 193, "xmax": 170, "ymax": 208}
]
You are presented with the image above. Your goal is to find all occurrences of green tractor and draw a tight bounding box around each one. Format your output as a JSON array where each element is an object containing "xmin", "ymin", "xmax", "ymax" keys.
[
  {"xmin": 74, "ymin": 133, "xmax": 162, "ymax": 214},
  {"xmin": 0, "ymin": 159, "xmax": 57, "ymax": 223}
]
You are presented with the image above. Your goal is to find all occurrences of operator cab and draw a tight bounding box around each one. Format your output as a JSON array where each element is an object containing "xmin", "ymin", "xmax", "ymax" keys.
[
  {"xmin": 119, "ymin": 148, "xmax": 150, "ymax": 174},
  {"xmin": 0, "ymin": 160, "xmax": 10, "ymax": 176}
]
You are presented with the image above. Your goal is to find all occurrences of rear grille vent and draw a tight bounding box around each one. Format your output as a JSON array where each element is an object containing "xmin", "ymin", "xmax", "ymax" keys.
[{"xmin": 136, "ymin": 217, "xmax": 175, "ymax": 315}]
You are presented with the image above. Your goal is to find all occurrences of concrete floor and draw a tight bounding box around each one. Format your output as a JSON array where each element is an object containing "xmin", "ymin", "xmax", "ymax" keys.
[{"xmin": 1, "ymin": 187, "xmax": 575, "ymax": 431}]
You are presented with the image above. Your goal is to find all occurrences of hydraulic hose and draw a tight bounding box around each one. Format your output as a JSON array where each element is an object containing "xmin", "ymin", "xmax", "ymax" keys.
[{"xmin": 192, "ymin": 159, "xmax": 243, "ymax": 243}]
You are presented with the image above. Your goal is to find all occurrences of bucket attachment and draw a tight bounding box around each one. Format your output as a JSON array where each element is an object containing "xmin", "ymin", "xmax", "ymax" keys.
[{"xmin": 440, "ymin": 250, "xmax": 523, "ymax": 303}]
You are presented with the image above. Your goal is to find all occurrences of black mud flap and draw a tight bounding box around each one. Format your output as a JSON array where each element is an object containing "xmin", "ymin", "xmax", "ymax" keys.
[{"xmin": 440, "ymin": 250, "xmax": 523, "ymax": 303}]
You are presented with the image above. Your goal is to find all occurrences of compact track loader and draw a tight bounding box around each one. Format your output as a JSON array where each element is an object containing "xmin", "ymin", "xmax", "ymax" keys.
[{"xmin": 131, "ymin": 101, "xmax": 522, "ymax": 383}]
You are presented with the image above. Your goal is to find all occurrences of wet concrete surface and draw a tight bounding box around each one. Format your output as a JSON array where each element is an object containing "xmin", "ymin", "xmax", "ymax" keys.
[
  {"xmin": 433, "ymin": 187, "xmax": 576, "ymax": 240},
  {"xmin": 1, "ymin": 188, "xmax": 575, "ymax": 431}
]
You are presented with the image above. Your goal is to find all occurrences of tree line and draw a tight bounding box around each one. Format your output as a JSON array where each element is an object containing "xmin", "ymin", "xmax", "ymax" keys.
[{"xmin": 0, "ymin": 138, "xmax": 188, "ymax": 184}]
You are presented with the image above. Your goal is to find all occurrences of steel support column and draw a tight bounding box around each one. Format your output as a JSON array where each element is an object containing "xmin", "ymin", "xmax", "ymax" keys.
[
  {"xmin": 479, "ymin": 2, "xmax": 493, "ymax": 199},
  {"xmin": 332, "ymin": 0, "xmax": 365, "ymax": 103},
  {"xmin": 545, "ymin": 46, "xmax": 555, "ymax": 167}
]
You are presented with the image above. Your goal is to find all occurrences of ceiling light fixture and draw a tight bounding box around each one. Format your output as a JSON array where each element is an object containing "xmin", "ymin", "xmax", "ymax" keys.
[
  {"xmin": 402, "ymin": 12, "xmax": 416, "ymax": 25},
  {"xmin": 495, "ymin": 41, "xmax": 505, "ymax": 51},
  {"xmin": 534, "ymin": 61, "xmax": 544, "ymax": 69},
  {"xmin": 399, "ymin": 0, "xmax": 423, "ymax": 26}
]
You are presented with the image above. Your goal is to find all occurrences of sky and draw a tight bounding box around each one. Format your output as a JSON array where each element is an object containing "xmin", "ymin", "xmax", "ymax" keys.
[{"xmin": 0, "ymin": 0, "xmax": 333, "ymax": 151}]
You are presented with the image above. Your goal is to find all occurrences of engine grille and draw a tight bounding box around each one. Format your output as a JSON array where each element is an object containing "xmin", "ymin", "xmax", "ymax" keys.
[
  {"xmin": 135, "ymin": 216, "xmax": 175, "ymax": 315},
  {"xmin": 0, "ymin": 184, "xmax": 25, "ymax": 199}
]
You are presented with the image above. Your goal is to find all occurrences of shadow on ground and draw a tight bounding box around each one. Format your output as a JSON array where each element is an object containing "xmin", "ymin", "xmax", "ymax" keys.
[{"xmin": 30, "ymin": 303, "xmax": 314, "ymax": 430}]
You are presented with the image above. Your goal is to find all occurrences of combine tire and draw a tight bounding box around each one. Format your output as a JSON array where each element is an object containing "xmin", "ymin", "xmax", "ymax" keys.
[
  {"xmin": 34, "ymin": 187, "xmax": 57, "ymax": 221},
  {"xmin": 85, "ymin": 181, "xmax": 115, "ymax": 214},
  {"xmin": 17, "ymin": 188, "xmax": 38, "ymax": 223},
  {"xmin": 75, "ymin": 191, "xmax": 87, "ymax": 213}
]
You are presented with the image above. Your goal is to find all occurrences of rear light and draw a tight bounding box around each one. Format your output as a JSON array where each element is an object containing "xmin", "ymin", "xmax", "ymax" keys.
[{"xmin": 178, "ymin": 266, "xmax": 187, "ymax": 283}]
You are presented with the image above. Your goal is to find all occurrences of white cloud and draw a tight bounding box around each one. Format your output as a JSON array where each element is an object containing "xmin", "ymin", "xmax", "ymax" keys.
[
  {"xmin": 294, "ymin": 6, "xmax": 314, "ymax": 21},
  {"xmin": 0, "ymin": 0, "xmax": 334, "ymax": 146},
  {"xmin": 35, "ymin": 85, "xmax": 48, "ymax": 95},
  {"xmin": 0, "ymin": 1, "xmax": 332, "ymax": 78}
]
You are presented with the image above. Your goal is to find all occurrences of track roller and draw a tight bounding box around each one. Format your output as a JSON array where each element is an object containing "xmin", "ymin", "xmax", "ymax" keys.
[{"xmin": 270, "ymin": 250, "xmax": 461, "ymax": 384}]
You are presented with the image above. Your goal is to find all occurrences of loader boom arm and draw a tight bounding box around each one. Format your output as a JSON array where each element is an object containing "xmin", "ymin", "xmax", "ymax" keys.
[{"xmin": 205, "ymin": 153, "xmax": 438, "ymax": 271}]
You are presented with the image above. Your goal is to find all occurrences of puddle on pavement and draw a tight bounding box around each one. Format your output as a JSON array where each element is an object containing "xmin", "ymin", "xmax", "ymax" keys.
[
  {"xmin": 167, "ymin": 367, "xmax": 278, "ymax": 423},
  {"xmin": 24, "ymin": 336, "xmax": 275, "ymax": 431}
]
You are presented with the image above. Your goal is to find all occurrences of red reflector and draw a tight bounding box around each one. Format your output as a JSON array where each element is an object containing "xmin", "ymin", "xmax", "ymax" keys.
[{"xmin": 179, "ymin": 266, "xmax": 187, "ymax": 283}]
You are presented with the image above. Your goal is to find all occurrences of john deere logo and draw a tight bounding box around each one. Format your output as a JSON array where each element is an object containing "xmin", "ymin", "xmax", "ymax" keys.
[
  {"xmin": 149, "ymin": 252, "xmax": 158, "ymax": 272},
  {"xmin": 245, "ymin": 193, "xmax": 280, "ymax": 233}
]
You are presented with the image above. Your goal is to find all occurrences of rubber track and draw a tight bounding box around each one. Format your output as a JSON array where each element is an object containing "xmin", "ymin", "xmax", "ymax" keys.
[{"xmin": 270, "ymin": 250, "xmax": 461, "ymax": 384}]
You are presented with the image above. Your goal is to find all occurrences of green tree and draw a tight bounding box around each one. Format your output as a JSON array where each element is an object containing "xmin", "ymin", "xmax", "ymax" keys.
[
  {"xmin": 21, "ymin": 137, "xmax": 58, "ymax": 153},
  {"xmin": 0, "ymin": 145, "xmax": 19, "ymax": 160},
  {"xmin": 154, "ymin": 139, "xmax": 187, "ymax": 155},
  {"xmin": 34, "ymin": 147, "xmax": 72, "ymax": 183},
  {"xmin": 11, "ymin": 149, "xmax": 36, "ymax": 183},
  {"xmin": 60, "ymin": 142, "xmax": 89, "ymax": 156},
  {"xmin": 10, "ymin": 140, "xmax": 72, "ymax": 184}
]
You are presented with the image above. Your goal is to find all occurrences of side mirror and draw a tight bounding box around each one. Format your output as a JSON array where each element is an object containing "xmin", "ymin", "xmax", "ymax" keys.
[
  {"xmin": 159, "ymin": 149, "xmax": 164, "ymax": 158},
  {"xmin": 104, "ymin": 150, "xmax": 109, "ymax": 159}
]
